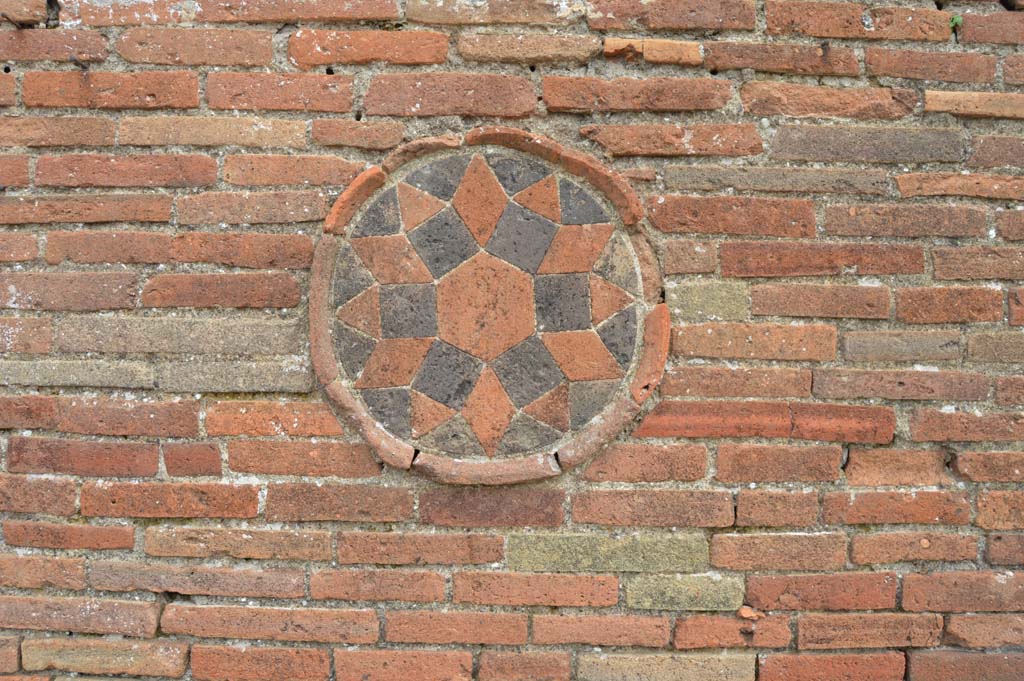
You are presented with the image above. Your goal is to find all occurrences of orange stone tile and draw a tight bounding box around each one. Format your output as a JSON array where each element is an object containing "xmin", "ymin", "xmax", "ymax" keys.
[
  {"xmin": 514, "ymin": 175, "xmax": 560, "ymax": 222},
  {"xmin": 452, "ymin": 154, "xmax": 508, "ymax": 245},
  {"xmin": 397, "ymin": 181, "xmax": 445, "ymax": 232},
  {"xmin": 590, "ymin": 275, "xmax": 632, "ymax": 325},
  {"xmin": 411, "ymin": 389, "xmax": 457, "ymax": 437},
  {"xmin": 336, "ymin": 285, "xmax": 381, "ymax": 338},
  {"xmin": 354, "ymin": 337, "xmax": 433, "ymax": 388},
  {"xmin": 538, "ymin": 223, "xmax": 614, "ymax": 274},
  {"xmin": 524, "ymin": 383, "xmax": 570, "ymax": 432},
  {"xmin": 437, "ymin": 252, "xmax": 535, "ymax": 361},
  {"xmin": 461, "ymin": 367, "xmax": 516, "ymax": 457},
  {"xmin": 541, "ymin": 330, "xmax": 625, "ymax": 381},
  {"xmin": 351, "ymin": 234, "xmax": 433, "ymax": 284}
]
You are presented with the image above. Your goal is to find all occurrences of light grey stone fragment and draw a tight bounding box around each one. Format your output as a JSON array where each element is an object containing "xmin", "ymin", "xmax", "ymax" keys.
[
  {"xmin": 56, "ymin": 318, "xmax": 302, "ymax": 355},
  {"xmin": 156, "ymin": 361, "xmax": 312, "ymax": 393},
  {"xmin": 0, "ymin": 360, "xmax": 154, "ymax": 388}
]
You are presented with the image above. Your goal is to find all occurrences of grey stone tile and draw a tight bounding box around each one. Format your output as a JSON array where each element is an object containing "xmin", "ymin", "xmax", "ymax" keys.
[
  {"xmin": 496, "ymin": 413, "xmax": 562, "ymax": 457},
  {"xmin": 570, "ymin": 379, "xmax": 619, "ymax": 429},
  {"xmin": 416, "ymin": 414, "xmax": 485, "ymax": 457},
  {"xmin": 486, "ymin": 153, "xmax": 549, "ymax": 195},
  {"xmin": 351, "ymin": 186, "xmax": 402, "ymax": 237},
  {"xmin": 56, "ymin": 318, "xmax": 302, "ymax": 355},
  {"xmin": 597, "ymin": 305, "xmax": 637, "ymax": 369},
  {"xmin": 334, "ymin": 322, "xmax": 377, "ymax": 379},
  {"xmin": 535, "ymin": 274, "xmax": 590, "ymax": 332},
  {"xmin": 491, "ymin": 335, "xmax": 564, "ymax": 408},
  {"xmin": 333, "ymin": 242, "xmax": 375, "ymax": 307},
  {"xmin": 595, "ymin": 232, "xmax": 640, "ymax": 295},
  {"xmin": 157, "ymin": 361, "xmax": 312, "ymax": 393},
  {"xmin": 485, "ymin": 202, "xmax": 559, "ymax": 274},
  {"xmin": 361, "ymin": 387, "xmax": 411, "ymax": 438},
  {"xmin": 408, "ymin": 207, "xmax": 479, "ymax": 278},
  {"xmin": 411, "ymin": 340, "xmax": 482, "ymax": 411},
  {"xmin": 559, "ymin": 178, "xmax": 608, "ymax": 225},
  {"xmin": 380, "ymin": 284, "xmax": 437, "ymax": 339},
  {"xmin": 0, "ymin": 360, "xmax": 154, "ymax": 389},
  {"xmin": 405, "ymin": 155, "xmax": 472, "ymax": 200}
]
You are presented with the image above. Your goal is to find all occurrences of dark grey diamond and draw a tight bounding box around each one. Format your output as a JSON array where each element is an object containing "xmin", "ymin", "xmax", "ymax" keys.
[
  {"xmin": 412, "ymin": 340, "xmax": 482, "ymax": 411},
  {"xmin": 351, "ymin": 186, "xmax": 401, "ymax": 237},
  {"xmin": 594, "ymin": 232, "xmax": 639, "ymax": 295},
  {"xmin": 491, "ymin": 336, "xmax": 564, "ymax": 408},
  {"xmin": 598, "ymin": 305, "xmax": 637, "ymax": 369},
  {"xmin": 496, "ymin": 414, "xmax": 562, "ymax": 457},
  {"xmin": 485, "ymin": 202, "xmax": 559, "ymax": 274},
  {"xmin": 333, "ymin": 242, "xmax": 375, "ymax": 307},
  {"xmin": 570, "ymin": 380, "xmax": 618, "ymax": 429},
  {"xmin": 361, "ymin": 387, "xmax": 411, "ymax": 438},
  {"xmin": 380, "ymin": 284, "xmax": 437, "ymax": 339},
  {"xmin": 485, "ymin": 153, "xmax": 550, "ymax": 195},
  {"xmin": 408, "ymin": 207, "xmax": 479, "ymax": 278},
  {"xmin": 416, "ymin": 415, "xmax": 485, "ymax": 457},
  {"xmin": 405, "ymin": 155, "xmax": 472, "ymax": 201},
  {"xmin": 333, "ymin": 322, "xmax": 376, "ymax": 379},
  {"xmin": 535, "ymin": 274, "xmax": 590, "ymax": 332},
  {"xmin": 559, "ymin": 178, "xmax": 608, "ymax": 225}
]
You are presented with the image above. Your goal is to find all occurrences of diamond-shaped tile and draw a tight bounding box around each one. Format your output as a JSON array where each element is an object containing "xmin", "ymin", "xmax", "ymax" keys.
[
  {"xmin": 559, "ymin": 178, "xmax": 608, "ymax": 225},
  {"xmin": 538, "ymin": 223, "xmax": 614, "ymax": 274},
  {"xmin": 486, "ymin": 153, "xmax": 550, "ymax": 195},
  {"xmin": 541, "ymin": 330, "xmax": 624, "ymax": 381},
  {"xmin": 354, "ymin": 337, "xmax": 433, "ymax": 389},
  {"xmin": 513, "ymin": 176, "xmax": 560, "ymax": 223},
  {"xmin": 379, "ymin": 284, "xmax": 437, "ymax": 339},
  {"xmin": 452, "ymin": 155, "xmax": 508, "ymax": 246},
  {"xmin": 405, "ymin": 155, "xmax": 472, "ymax": 201},
  {"xmin": 411, "ymin": 340, "xmax": 483, "ymax": 411},
  {"xmin": 594, "ymin": 231, "xmax": 640, "ymax": 295},
  {"xmin": 461, "ymin": 367, "xmax": 516, "ymax": 457},
  {"xmin": 590, "ymin": 275, "xmax": 632, "ymax": 325},
  {"xmin": 336, "ymin": 285, "xmax": 381, "ymax": 338},
  {"xmin": 351, "ymin": 235, "xmax": 432, "ymax": 285},
  {"xmin": 490, "ymin": 335, "xmax": 565, "ymax": 408},
  {"xmin": 535, "ymin": 274, "xmax": 590, "ymax": 332},
  {"xmin": 408, "ymin": 207, "xmax": 480, "ymax": 278},
  {"xmin": 485, "ymin": 202, "xmax": 559, "ymax": 274},
  {"xmin": 351, "ymin": 186, "xmax": 402, "ymax": 237},
  {"xmin": 597, "ymin": 305, "xmax": 637, "ymax": 370},
  {"xmin": 361, "ymin": 387, "xmax": 411, "ymax": 438},
  {"xmin": 524, "ymin": 382, "xmax": 570, "ymax": 433},
  {"xmin": 397, "ymin": 182, "xmax": 445, "ymax": 232}
]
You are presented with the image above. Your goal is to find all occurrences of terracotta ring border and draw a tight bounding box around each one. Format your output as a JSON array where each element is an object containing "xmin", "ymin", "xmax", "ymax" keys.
[{"xmin": 310, "ymin": 126, "xmax": 669, "ymax": 485}]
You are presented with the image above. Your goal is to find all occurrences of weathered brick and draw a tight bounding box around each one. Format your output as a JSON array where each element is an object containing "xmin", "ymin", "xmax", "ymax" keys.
[
  {"xmin": 936, "ymin": 247, "xmax": 1024, "ymax": 280},
  {"xmin": 145, "ymin": 526, "xmax": 331, "ymax": 560},
  {"xmin": 454, "ymin": 572, "xmax": 618, "ymax": 607},
  {"xmin": 761, "ymin": 653, "xmax": 905, "ymax": 681},
  {"xmin": 117, "ymin": 28, "xmax": 272, "ymax": 65},
  {"xmin": 365, "ymin": 73, "xmax": 535, "ymax": 117},
  {"xmin": 978, "ymin": 491, "xmax": 1024, "ymax": 529},
  {"xmin": 767, "ymin": 1, "xmax": 951, "ymax": 41},
  {"xmin": 627, "ymin": 574, "xmax": 744, "ymax": 610},
  {"xmin": 228, "ymin": 441, "xmax": 379, "ymax": 477},
  {"xmin": 23, "ymin": 71, "xmax": 198, "ymax": 109},
  {"xmin": 55, "ymin": 396, "xmax": 199, "ymax": 437},
  {"xmin": 409, "ymin": 0, "xmax": 571, "ymax": 24},
  {"xmin": 162, "ymin": 604, "xmax": 377, "ymax": 642},
  {"xmin": 224, "ymin": 154, "xmax": 361, "ymax": 186},
  {"xmin": 671, "ymin": 323, "xmax": 837, "ymax": 360},
  {"xmin": 0, "ymin": 317, "xmax": 50, "ymax": 352},
  {"xmin": 196, "ymin": 0, "xmax": 399, "ymax": 22},
  {"xmin": 962, "ymin": 12, "xmax": 1024, "ymax": 44},
  {"xmin": 650, "ymin": 195, "xmax": 814, "ymax": 237},
  {"xmin": 0, "ymin": 554, "xmax": 84, "ymax": 589},
  {"xmin": 748, "ymin": 573, "xmax": 897, "ymax": 611},
  {"xmin": 333, "ymin": 650, "xmax": 472, "ymax": 681},
  {"xmin": 507, "ymin": 533, "xmax": 708, "ymax": 572},
  {"xmin": 910, "ymin": 409, "xmax": 1024, "ymax": 442},
  {"xmin": 0, "ymin": 194, "xmax": 170, "ymax": 223},
  {"xmin": 957, "ymin": 451, "xmax": 1024, "ymax": 482},
  {"xmin": 478, "ymin": 651, "xmax": 570, "ymax": 681},
  {"xmin": 988, "ymin": 534, "xmax": 1024, "ymax": 565},
  {"xmin": 814, "ymin": 370, "xmax": 989, "ymax": 401},
  {"xmin": 866, "ymin": 48, "xmax": 996, "ymax": 83},
  {"xmin": 312, "ymin": 569, "xmax": 444, "ymax": 602},
  {"xmin": 419, "ymin": 488, "xmax": 564, "ymax": 527},
  {"xmin": 0, "ymin": 233, "xmax": 37, "ymax": 262},
  {"xmin": 925, "ymin": 90, "xmax": 1024, "ymax": 120},
  {"xmin": 721, "ymin": 242, "xmax": 924, "ymax": 277},
  {"xmin": 163, "ymin": 442, "xmax": 221, "ymax": 476},
  {"xmin": 576, "ymin": 653, "xmax": 755, "ymax": 681},
  {"xmin": 667, "ymin": 281, "xmax": 748, "ymax": 321},
  {"xmin": 177, "ymin": 190, "xmax": 327, "ymax": 224},
  {"xmin": 663, "ymin": 367, "xmax": 810, "ymax": 399},
  {"xmin": 971, "ymin": 138, "xmax": 1024, "ymax": 169},
  {"xmin": 337, "ymin": 531, "xmax": 503, "ymax": 565},
  {"xmin": 666, "ymin": 165, "xmax": 888, "ymax": 195},
  {"xmin": 844, "ymin": 330, "xmax": 961, "ymax": 362},
  {"xmin": 386, "ymin": 611, "xmax": 527, "ymax": 644},
  {"xmin": 798, "ymin": 613, "xmax": 942, "ymax": 649},
  {"xmin": 823, "ymin": 491, "xmax": 970, "ymax": 525},
  {"xmin": 851, "ymin": 532, "xmax": 978, "ymax": 564},
  {"xmin": 21, "ymin": 639, "xmax": 187, "ymax": 676},
  {"xmin": 737, "ymin": 490, "xmax": 819, "ymax": 527},
  {"xmin": 0, "ymin": 0, "xmax": 46, "ymax": 23},
  {"xmin": 312, "ymin": 119, "xmax": 404, "ymax": 149},
  {"xmin": 81, "ymin": 481, "xmax": 258, "ymax": 518},
  {"xmin": 903, "ymin": 571, "xmax": 1024, "ymax": 612},
  {"xmin": 674, "ymin": 614, "xmax": 792, "ymax": 650},
  {"xmin": 909, "ymin": 651, "xmax": 1024, "ymax": 681},
  {"xmin": 37, "ymin": 153, "xmax": 216, "ymax": 187},
  {"xmin": 534, "ymin": 614, "xmax": 670, "ymax": 647},
  {"xmin": 582, "ymin": 443, "xmax": 707, "ymax": 482},
  {"xmin": 57, "ymin": 318, "xmax": 300, "ymax": 356},
  {"xmin": 825, "ymin": 204, "xmax": 987, "ymax": 238},
  {"xmin": 897, "ymin": 287, "xmax": 1003, "ymax": 323},
  {"xmin": 946, "ymin": 615, "xmax": 1024, "ymax": 648},
  {"xmin": 0, "ymin": 156, "xmax": 28, "ymax": 186},
  {"xmin": 582, "ymin": 124, "xmax": 762, "ymax": 157},
  {"xmin": 712, "ymin": 533, "xmax": 847, "ymax": 570},
  {"xmin": 206, "ymin": 400, "xmax": 342, "ymax": 436},
  {"xmin": 752, "ymin": 284, "xmax": 889, "ymax": 319},
  {"xmin": 717, "ymin": 444, "xmax": 842, "ymax": 482},
  {"xmin": 141, "ymin": 273, "xmax": 300, "ymax": 308},
  {"xmin": 289, "ymin": 29, "xmax": 447, "ymax": 68},
  {"xmin": 663, "ymin": 239, "xmax": 717, "ymax": 274},
  {"xmin": 772, "ymin": 125, "xmax": 963, "ymax": 163},
  {"xmin": 898, "ymin": 172, "xmax": 1024, "ymax": 200},
  {"xmin": 8, "ymin": 436, "xmax": 158, "ymax": 477},
  {"xmin": 704, "ymin": 42, "xmax": 858, "ymax": 76},
  {"xmin": 845, "ymin": 448, "xmax": 952, "ymax": 486},
  {"xmin": 91, "ymin": 560, "xmax": 304, "ymax": 597},
  {"xmin": 3, "ymin": 520, "xmax": 134, "ymax": 550},
  {"xmin": 544, "ymin": 76, "xmax": 729, "ymax": 113},
  {"xmin": 573, "ymin": 489, "xmax": 733, "ymax": 527},
  {"xmin": 266, "ymin": 483, "xmax": 412, "ymax": 522},
  {"xmin": 0, "ymin": 595, "xmax": 158, "ymax": 637},
  {"xmin": 460, "ymin": 33, "xmax": 599, "ymax": 63},
  {"xmin": 997, "ymin": 377, "xmax": 1024, "ymax": 405},
  {"xmin": 155, "ymin": 360, "xmax": 312, "ymax": 393},
  {"xmin": 742, "ymin": 83, "xmax": 915, "ymax": 119},
  {"xmin": 0, "ymin": 358, "xmax": 155, "ymax": 388},
  {"xmin": 0, "ymin": 474, "xmax": 76, "ymax": 515},
  {"xmin": 192, "ymin": 645, "xmax": 330, "ymax": 681}
]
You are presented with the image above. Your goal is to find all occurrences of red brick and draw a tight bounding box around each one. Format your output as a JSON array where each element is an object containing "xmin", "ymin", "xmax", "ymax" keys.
[
  {"xmin": 23, "ymin": 71, "xmax": 199, "ymax": 109},
  {"xmin": 365, "ymin": 73, "xmax": 534, "ymax": 117},
  {"xmin": 0, "ymin": 194, "xmax": 171, "ymax": 223},
  {"xmin": 0, "ymin": 317, "xmax": 50, "ymax": 352},
  {"xmin": 662, "ymin": 239, "xmax": 716, "ymax": 274},
  {"xmin": 845, "ymin": 331, "xmax": 961, "ymax": 362},
  {"xmin": 21, "ymin": 637, "xmax": 178, "ymax": 677},
  {"xmin": 37, "ymin": 154, "xmax": 216, "ymax": 187},
  {"xmin": 0, "ymin": 595, "xmax": 158, "ymax": 637},
  {"xmin": 825, "ymin": 204, "xmax": 987, "ymax": 238},
  {"xmin": 81, "ymin": 481, "xmax": 258, "ymax": 518},
  {"xmin": 988, "ymin": 534, "xmax": 1024, "ymax": 565},
  {"xmin": 718, "ymin": 444, "xmax": 842, "ymax": 482},
  {"xmin": 909, "ymin": 651, "xmax": 1024, "ymax": 681},
  {"xmin": 312, "ymin": 569, "xmax": 444, "ymax": 602},
  {"xmin": 1008, "ymin": 55, "xmax": 1024, "ymax": 84},
  {"xmin": 674, "ymin": 614, "xmax": 792, "ymax": 649},
  {"xmin": 544, "ymin": 76, "xmax": 729, "ymax": 112},
  {"xmin": 206, "ymin": 73, "xmax": 353, "ymax": 112},
  {"xmin": 265, "ymin": 483, "xmax": 412, "ymax": 522},
  {"xmin": 851, "ymin": 532, "xmax": 978, "ymax": 564},
  {"xmin": 845, "ymin": 448, "xmax": 952, "ymax": 486},
  {"xmin": 722, "ymin": 241, "xmax": 925, "ymax": 277},
  {"xmin": 141, "ymin": 273, "xmax": 300, "ymax": 309},
  {"xmin": 767, "ymin": 1, "xmax": 951, "ymax": 41},
  {"xmin": 0, "ymin": 73, "xmax": 12, "ymax": 105},
  {"xmin": 0, "ymin": 272, "xmax": 136, "ymax": 311},
  {"xmin": 934, "ymin": 247, "xmax": 1024, "ymax": 280},
  {"xmin": 336, "ymin": 531, "xmax": 503, "ymax": 565},
  {"xmin": 962, "ymin": 12, "xmax": 1024, "ymax": 44},
  {"xmin": 573, "ymin": 489, "xmax": 733, "ymax": 527},
  {"xmin": 0, "ymin": 395, "xmax": 57, "ymax": 429},
  {"xmin": 672, "ymin": 323, "xmax": 836, "ymax": 360},
  {"xmin": 581, "ymin": 443, "xmax": 706, "ymax": 482},
  {"xmin": 897, "ymin": 287, "xmax": 1004, "ymax": 324},
  {"xmin": 145, "ymin": 526, "xmax": 331, "ymax": 560},
  {"xmin": 192, "ymin": 645, "xmax": 330, "ymax": 681},
  {"xmin": 0, "ymin": 28, "xmax": 105, "ymax": 61},
  {"xmin": 636, "ymin": 400, "xmax": 789, "ymax": 439},
  {"xmin": 206, "ymin": 401, "xmax": 342, "ymax": 436},
  {"xmin": 749, "ymin": 573, "xmax": 897, "ymax": 611},
  {"xmin": 533, "ymin": 614, "xmax": 671, "ymax": 647},
  {"xmin": 997, "ymin": 377, "xmax": 1024, "ymax": 405},
  {"xmin": 0, "ymin": 474, "xmax": 76, "ymax": 515},
  {"xmin": 0, "ymin": 233, "xmax": 37, "ymax": 262},
  {"xmin": 454, "ymin": 572, "xmax": 618, "ymax": 607},
  {"xmin": 120, "ymin": 115, "xmax": 307, "ymax": 146},
  {"xmin": 117, "ymin": 28, "xmax": 272, "ymax": 65},
  {"xmin": 910, "ymin": 410, "xmax": 1024, "ymax": 442},
  {"xmin": 737, "ymin": 490, "xmax": 819, "ymax": 527},
  {"xmin": 90, "ymin": 560, "xmax": 304, "ymax": 598},
  {"xmin": 227, "ymin": 440, "xmax": 379, "ymax": 477},
  {"xmin": 972, "ymin": 138, "xmax": 1024, "ymax": 170},
  {"xmin": 386, "ymin": 611, "xmax": 527, "ymax": 644},
  {"xmin": 650, "ymin": 195, "xmax": 813, "ymax": 237},
  {"xmin": 663, "ymin": 367, "xmax": 811, "ymax": 399},
  {"xmin": 0, "ymin": 637, "xmax": 16, "ymax": 673},
  {"xmin": 704, "ymin": 42, "xmax": 858, "ymax": 75},
  {"xmin": 312, "ymin": 119, "xmax": 404, "ymax": 149},
  {"xmin": 978, "ymin": 491, "xmax": 1024, "ymax": 530},
  {"xmin": 581, "ymin": 123, "xmax": 761, "ymax": 157},
  {"xmin": 0, "ymin": 0, "xmax": 46, "ymax": 23},
  {"xmin": 163, "ymin": 443, "xmax": 221, "ymax": 476},
  {"xmin": 752, "ymin": 284, "xmax": 890, "ymax": 319},
  {"xmin": 8, "ymin": 436, "xmax": 158, "ymax": 477},
  {"xmin": 161, "ymin": 604, "xmax": 376, "ymax": 643},
  {"xmin": 419, "ymin": 488, "xmax": 564, "ymax": 527},
  {"xmin": 898, "ymin": 171, "xmax": 1024, "ymax": 199},
  {"xmin": 333, "ymin": 650, "xmax": 472, "ymax": 681},
  {"xmin": 1012, "ymin": 288, "xmax": 1023, "ymax": 326},
  {"xmin": 867, "ymin": 48, "xmax": 996, "ymax": 83},
  {"xmin": 461, "ymin": 33, "xmax": 600, "ymax": 64},
  {"xmin": 478, "ymin": 651, "xmax": 570, "ymax": 681},
  {"xmin": 2, "ymin": 520, "xmax": 134, "ymax": 550},
  {"xmin": 0, "ymin": 156, "xmax": 28, "ymax": 186},
  {"xmin": 799, "ymin": 613, "xmax": 942, "ymax": 649},
  {"xmin": 948, "ymin": 613, "xmax": 1024, "ymax": 647},
  {"xmin": 824, "ymin": 491, "xmax": 970, "ymax": 525},
  {"xmin": 0, "ymin": 554, "xmax": 85, "ymax": 589},
  {"xmin": 957, "ymin": 451, "xmax": 1024, "ymax": 482},
  {"xmin": 712, "ymin": 533, "xmax": 847, "ymax": 570},
  {"xmin": 904, "ymin": 571, "xmax": 1024, "ymax": 612},
  {"xmin": 742, "ymin": 83, "xmax": 915, "ymax": 119},
  {"xmin": 55, "ymin": 396, "xmax": 199, "ymax": 437},
  {"xmin": 761, "ymin": 653, "xmax": 905, "ymax": 681},
  {"xmin": 288, "ymin": 29, "xmax": 447, "ymax": 68},
  {"xmin": 814, "ymin": 370, "xmax": 989, "ymax": 401},
  {"xmin": 224, "ymin": 154, "xmax": 361, "ymax": 186},
  {"xmin": 410, "ymin": 0, "xmax": 570, "ymax": 24},
  {"xmin": 197, "ymin": 0, "xmax": 399, "ymax": 22},
  {"xmin": 177, "ymin": 190, "xmax": 327, "ymax": 224}
]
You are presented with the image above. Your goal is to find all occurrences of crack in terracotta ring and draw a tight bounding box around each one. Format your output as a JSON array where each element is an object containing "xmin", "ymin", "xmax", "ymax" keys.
[{"xmin": 310, "ymin": 128, "xmax": 667, "ymax": 484}]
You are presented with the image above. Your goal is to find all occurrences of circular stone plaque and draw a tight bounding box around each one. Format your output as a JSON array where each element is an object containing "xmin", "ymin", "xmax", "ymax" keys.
[{"xmin": 310, "ymin": 129, "xmax": 668, "ymax": 485}]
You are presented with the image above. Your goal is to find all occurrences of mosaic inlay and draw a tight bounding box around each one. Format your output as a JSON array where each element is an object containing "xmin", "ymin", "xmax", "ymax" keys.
[{"xmin": 311, "ymin": 130, "xmax": 668, "ymax": 484}]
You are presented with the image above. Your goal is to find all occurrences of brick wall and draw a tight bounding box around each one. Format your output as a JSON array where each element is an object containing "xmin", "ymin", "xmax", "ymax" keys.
[{"xmin": 0, "ymin": 0, "xmax": 1023, "ymax": 678}]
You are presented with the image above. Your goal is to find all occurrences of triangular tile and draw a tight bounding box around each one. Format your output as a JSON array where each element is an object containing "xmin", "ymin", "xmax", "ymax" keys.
[
  {"xmin": 336, "ymin": 285, "xmax": 381, "ymax": 338},
  {"xmin": 590, "ymin": 275, "xmax": 632, "ymax": 325},
  {"xmin": 350, "ymin": 234, "xmax": 433, "ymax": 284},
  {"xmin": 524, "ymin": 382, "xmax": 570, "ymax": 433},
  {"xmin": 417, "ymin": 414, "xmax": 485, "ymax": 458},
  {"xmin": 355, "ymin": 337, "xmax": 433, "ymax": 389},
  {"xmin": 570, "ymin": 380, "xmax": 618, "ymax": 429},
  {"xmin": 351, "ymin": 186, "xmax": 402, "ymax": 237},
  {"xmin": 538, "ymin": 223, "xmax": 615, "ymax": 274},
  {"xmin": 594, "ymin": 232, "xmax": 640, "ymax": 295},
  {"xmin": 513, "ymin": 176, "xmax": 560, "ymax": 223},
  {"xmin": 452, "ymin": 155, "xmax": 508, "ymax": 246},
  {"xmin": 495, "ymin": 414, "xmax": 561, "ymax": 457},
  {"xmin": 461, "ymin": 367, "xmax": 516, "ymax": 457},
  {"xmin": 397, "ymin": 182, "xmax": 445, "ymax": 232},
  {"xmin": 411, "ymin": 390, "xmax": 457, "ymax": 438},
  {"xmin": 541, "ymin": 330, "xmax": 624, "ymax": 382},
  {"xmin": 559, "ymin": 178, "xmax": 608, "ymax": 225},
  {"xmin": 597, "ymin": 305, "xmax": 638, "ymax": 370}
]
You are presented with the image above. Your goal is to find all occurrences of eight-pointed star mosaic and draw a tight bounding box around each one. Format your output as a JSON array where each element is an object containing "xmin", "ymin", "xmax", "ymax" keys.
[{"xmin": 332, "ymin": 151, "xmax": 641, "ymax": 458}]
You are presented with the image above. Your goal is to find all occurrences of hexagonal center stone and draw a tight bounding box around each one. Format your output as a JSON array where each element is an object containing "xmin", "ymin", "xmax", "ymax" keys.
[{"xmin": 437, "ymin": 252, "xmax": 535, "ymax": 361}]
